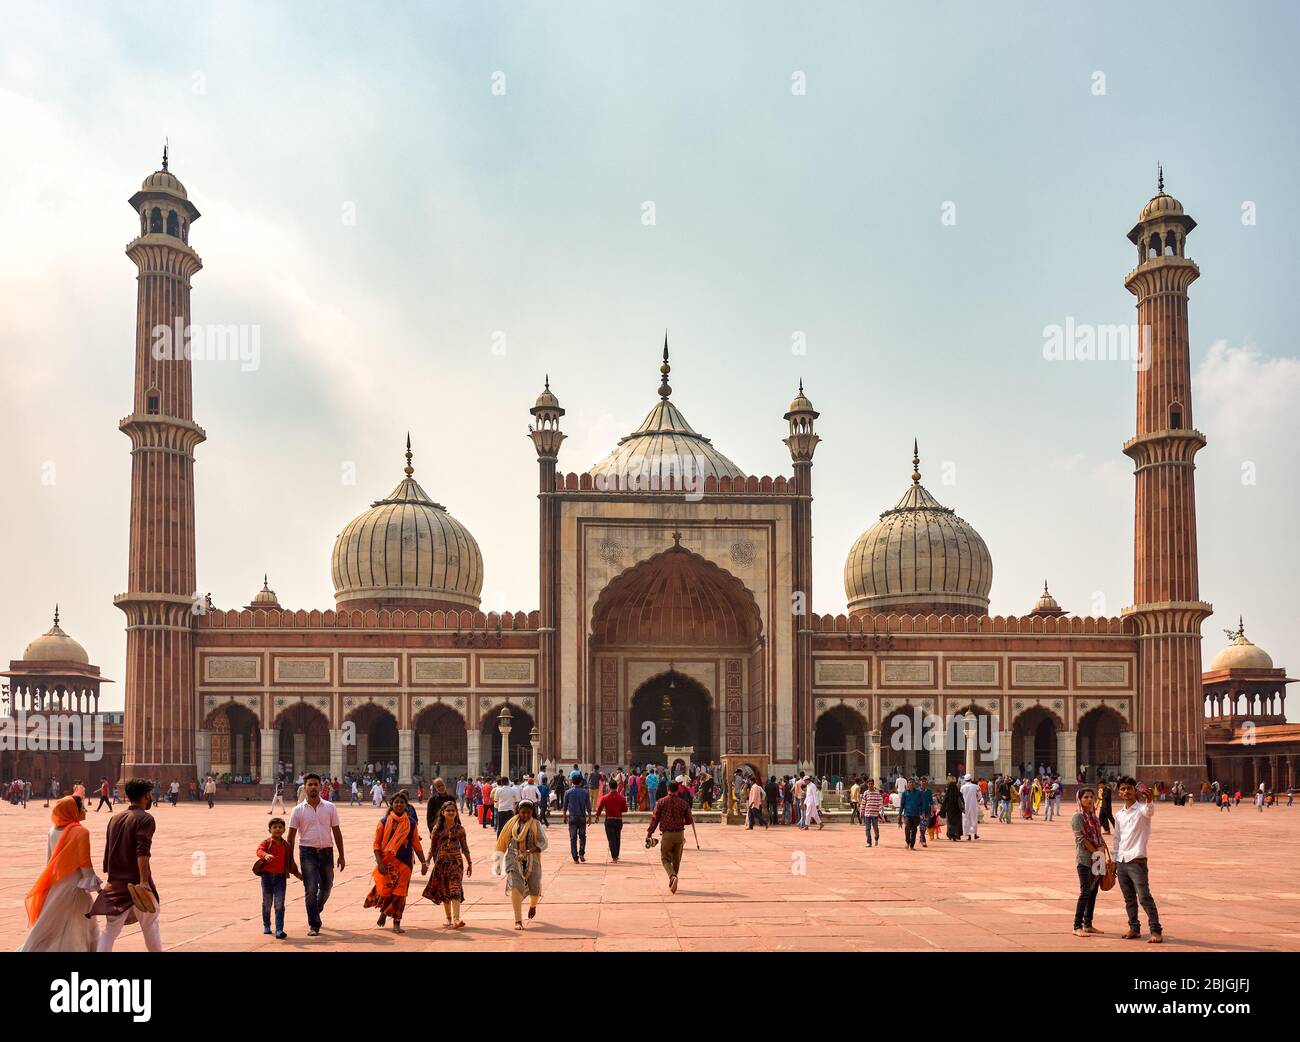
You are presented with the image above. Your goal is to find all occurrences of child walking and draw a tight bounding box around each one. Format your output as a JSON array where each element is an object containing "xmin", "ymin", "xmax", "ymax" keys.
[{"xmin": 256, "ymin": 817, "xmax": 300, "ymax": 939}]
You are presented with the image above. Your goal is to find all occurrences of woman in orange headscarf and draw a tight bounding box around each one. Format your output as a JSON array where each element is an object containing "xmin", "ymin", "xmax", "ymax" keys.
[
  {"xmin": 363, "ymin": 790, "xmax": 427, "ymax": 934},
  {"xmin": 19, "ymin": 795, "xmax": 101, "ymax": 952}
]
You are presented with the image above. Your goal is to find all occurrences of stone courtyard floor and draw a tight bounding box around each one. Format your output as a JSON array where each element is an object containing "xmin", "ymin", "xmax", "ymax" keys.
[{"xmin": 3, "ymin": 800, "xmax": 1298, "ymax": 952}]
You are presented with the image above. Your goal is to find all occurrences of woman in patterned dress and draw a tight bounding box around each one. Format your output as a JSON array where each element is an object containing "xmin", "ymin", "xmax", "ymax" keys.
[{"xmin": 422, "ymin": 800, "xmax": 472, "ymax": 928}]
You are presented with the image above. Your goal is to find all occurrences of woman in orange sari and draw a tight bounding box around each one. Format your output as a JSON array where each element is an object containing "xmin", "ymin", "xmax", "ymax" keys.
[
  {"xmin": 19, "ymin": 795, "xmax": 101, "ymax": 952},
  {"xmin": 364, "ymin": 791, "xmax": 427, "ymax": 933}
]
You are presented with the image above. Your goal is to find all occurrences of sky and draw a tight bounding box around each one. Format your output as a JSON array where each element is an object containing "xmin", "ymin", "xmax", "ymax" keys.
[{"xmin": 1, "ymin": 1, "xmax": 1297, "ymax": 717}]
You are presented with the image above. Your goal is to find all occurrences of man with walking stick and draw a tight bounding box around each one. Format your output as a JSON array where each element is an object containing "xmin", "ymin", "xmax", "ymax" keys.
[{"xmin": 646, "ymin": 780, "xmax": 694, "ymax": 894}]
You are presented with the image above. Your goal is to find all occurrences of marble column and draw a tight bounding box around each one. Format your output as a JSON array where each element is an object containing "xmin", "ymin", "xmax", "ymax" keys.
[
  {"xmin": 928, "ymin": 716, "xmax": 946, "ymax": 781},
  {"xmin": 963, "ymin": 715, "xmax": 976, "ymax": 778},
  {"xmin": 259, "ymin": 728, "xmax": 278, "ymax": 783},
  {"xmin": 195, "ymin": 729, "xmax": 211, "ymax": 780},
  {"xmin": 1058, "ymin": 730, "xmax": 1077, "ymax": 781},
  {"xmin": 996, "ymin": 730, "xmax": 1012, "ymax": 777},
  {"xmin": 869, "ymin": 729, "xmax": 882, "ymax": 782},
  {"xmin": 1120, "ymin": 731, "xmax": 1137, "ymax": 779},
  {"xmin": 398, "ymin": 729, "xmax": 414, "ymax": 785},
  {"xmin": 466, "ymin": 730, "xmax": 482, "ymax": 777},
  {"xmin": 329, "ymin": 729, "xmax": 344, "ymax": 781}
]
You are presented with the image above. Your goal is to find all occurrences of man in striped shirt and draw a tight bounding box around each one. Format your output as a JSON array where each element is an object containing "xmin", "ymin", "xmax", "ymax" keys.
[{"xmin": 859, "ymin": 778, "xmax": 884, "ymax": 848}]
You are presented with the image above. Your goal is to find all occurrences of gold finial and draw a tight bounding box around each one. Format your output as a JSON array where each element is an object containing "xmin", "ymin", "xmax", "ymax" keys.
[
  {"xmin": 911, "ymin": 438, "xmax": 921, "ymax": 484},
  {"xmin": 1157, "ymin": 161, "xmax": 1164, "ymax": 195},
  {"xmin": 659, "ymin": 331, "xmax": 672, "ymax": 399},
  {"xmin": 404, "ymin": 432, "xmax": 414, "ymax": 476}
]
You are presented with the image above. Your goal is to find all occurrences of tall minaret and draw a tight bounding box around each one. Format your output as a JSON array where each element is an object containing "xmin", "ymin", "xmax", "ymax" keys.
[
  {"xmin": 529, "ymin": 374, "xmax": 565, "ymax": 765},
  {"xmin": 115, "ymin": 147, "xmax": 205, "ymax": 787},
  {"xmin": 1121, "ymin": 167, "xmax": 1212, "ymax": 788},
  {"xmin": 784, "ymin": 381, "xmax": 819, "ymax": 766}
]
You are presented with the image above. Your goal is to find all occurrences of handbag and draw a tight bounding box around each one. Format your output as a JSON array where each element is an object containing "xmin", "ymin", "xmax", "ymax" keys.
[{"xmin": 1098, "ymin": 838, "xmax": 1117, "ymax": 891}]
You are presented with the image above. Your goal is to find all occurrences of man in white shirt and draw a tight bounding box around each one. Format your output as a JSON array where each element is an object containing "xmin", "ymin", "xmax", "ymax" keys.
[
  {"xmin": 895, "ymin": 773, "xmax": 908, "ymax": 828},
  {"xmin": 519, "ymin": 775, "xmax": 541, "ymax": 809},
  {"xmin": 286, "ymin": 774, "xmax": 346, "ymax": 936},
  {"xmin": 494, "ymin": 776, "xmax": 519, "ymax": 835},
  {"xmin": 1111, "ymin": 776, "xmax": 1162, "ymax": 944}
]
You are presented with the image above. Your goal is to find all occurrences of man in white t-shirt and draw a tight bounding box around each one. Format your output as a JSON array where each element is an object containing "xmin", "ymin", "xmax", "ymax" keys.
[
  {"xmin": 494, "ymin": 776, "xmax": 519, "ymax": 835},
  {"xmin": 895, "ymin": 773, "xmax": 908, "ymax": 827},
  {"xmin": 519, "ymin": 775, "xmax": 541, "ymax": 809},
  {"xmin": 286, "ymin": 774, "xmax": 345, "ymax": 936},
  {"xmin": 1111, "ymin": 776, "xmax": 1162, "ymax": 944}
]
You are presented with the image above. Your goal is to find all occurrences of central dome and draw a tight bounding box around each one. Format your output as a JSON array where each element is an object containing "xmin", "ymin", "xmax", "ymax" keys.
[
  {"xmin": 589, "ymin": 339, "xmax": 745, "ymax": 490},
  {"xmin": 844, "ymin": 443, "xmax": 992, "ymax": 617},
  {"xmin": 331, "ymin": 438, "xmax": 483, "ymax": 612}
]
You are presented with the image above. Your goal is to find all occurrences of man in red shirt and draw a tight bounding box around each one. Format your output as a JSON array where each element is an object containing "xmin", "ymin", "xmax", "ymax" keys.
[
  {"xmin": 594, "ymin": 780, "xmax": 629, "ymax": 863},
  {"xmin": 646, "ymin": 781, "xmax": 694, "ymax": 893}
]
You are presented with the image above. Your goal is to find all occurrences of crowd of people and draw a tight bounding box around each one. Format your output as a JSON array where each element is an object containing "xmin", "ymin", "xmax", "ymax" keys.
[{"xmin": 14, "ymin": 755, "xmax": 1296, "ymax": 951}]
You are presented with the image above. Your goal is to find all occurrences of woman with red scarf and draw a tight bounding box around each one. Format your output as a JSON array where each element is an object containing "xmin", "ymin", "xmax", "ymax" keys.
[
  {"xmin": 20, "ymin": 795, "xmax": 102, "ymax": 951},
  {"xmin": 364, "ymin": 791, "xmax": 427, "ymax": 933},
  {"xmin": 1070, "ymin": 787, "xmax": 1109, "ymax": 938}
]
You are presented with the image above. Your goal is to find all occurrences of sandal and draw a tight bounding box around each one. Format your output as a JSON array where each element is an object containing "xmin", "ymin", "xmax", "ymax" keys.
[
  {"xmin": 453, "ymin": 920, "xmax": 466, "ymax": 929},
  {"xmin": 514, "ymin": 921, "xmax": 524, "ymax": 930}
]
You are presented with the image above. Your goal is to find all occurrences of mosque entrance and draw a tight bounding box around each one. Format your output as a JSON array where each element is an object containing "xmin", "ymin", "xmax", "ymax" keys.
[
  {"xmin": 630, "ymin": 673, "xmax": 713, "ymax": 768},
  {"xmin": 814, "ymin": 705, "xmax": 870, "ymax": 780}
]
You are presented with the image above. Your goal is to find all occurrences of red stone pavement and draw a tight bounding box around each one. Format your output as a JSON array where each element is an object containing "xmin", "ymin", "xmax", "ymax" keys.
[{"xmin": 3, "ymin": 800, "xmax": 1298, "ymax": 952}]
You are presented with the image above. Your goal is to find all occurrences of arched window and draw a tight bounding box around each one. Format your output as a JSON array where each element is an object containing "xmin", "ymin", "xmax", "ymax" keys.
[
  {"xmin": 1169, "ymin": 402, "xmax": 1183, "ymax": 429},
  {"xmin": 1164, "ymin": 231, "xmax": 1177, "ymax": 256},
  {"xmin": 1147, "ymin": 234, "xmax": 1160, "ymax": 260},
  {"xmin": 149, "ymin": 207, "xmax": 163, "ymax": 233},
  {"xmin": 146, "ymin": 389, "xmax": 161, "ymax": 415},
  {"xmin": 166, "ymin": 210, "xmax": 179, "ymax": 237}
]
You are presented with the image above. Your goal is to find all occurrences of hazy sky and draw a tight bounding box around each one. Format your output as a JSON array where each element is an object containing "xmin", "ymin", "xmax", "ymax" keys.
[{"xmin": 2, "ymin": 1, "xmax": 1297, "ymax": 717}]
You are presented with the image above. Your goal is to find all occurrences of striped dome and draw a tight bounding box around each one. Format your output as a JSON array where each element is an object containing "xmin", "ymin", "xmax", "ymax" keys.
[
  {"xmin": 844, "ymin": 447, "xmax": 992, "ymax": 617},
  {"xmin": 331, "ymin": 444, "xmax": 483, "ymax": 611},
  {"xmin": 591, "ymin": 398, "xmax": 745, "ymax": 490}
]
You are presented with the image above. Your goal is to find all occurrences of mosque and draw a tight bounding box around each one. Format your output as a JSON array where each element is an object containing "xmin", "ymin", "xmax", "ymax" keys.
[{"xmin": 2, "ymin": 155, "xmax": 1296, "ymax": 798}]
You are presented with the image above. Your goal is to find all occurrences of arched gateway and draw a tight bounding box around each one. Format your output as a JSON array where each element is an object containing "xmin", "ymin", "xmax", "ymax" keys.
[{"xmin": 588, "ymin": 538, "xmax": 763, "ymax": 767}]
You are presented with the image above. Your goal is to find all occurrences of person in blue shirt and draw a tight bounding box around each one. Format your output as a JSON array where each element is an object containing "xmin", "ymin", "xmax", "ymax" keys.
[
  {"xmin": 538, "ymin": 778, "xmax": 551, "ymax": 824},
  {"xmin": 916, "ymin": 776, "xmax": 934, "ymax": 848},
  {"xmin": 900, "ymin": 778, "xmax": 925, "ymax": 850},
  {"xmin": 562, "ymin": 777, "xmax": 591, "ymax": 863},
  {"xmin": 646, "ymin": 769, "xmax": 660, "ymax": 808}
]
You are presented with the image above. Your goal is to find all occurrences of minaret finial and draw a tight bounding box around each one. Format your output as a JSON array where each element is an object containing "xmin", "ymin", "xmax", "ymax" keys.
[
  {"xmin": 544, "ymin": 373, "xmax": 550, "ymax": 392},
  {"xmin": 911, "ymin": 438, "xmax": 921, "ymax": 484},
  {"xmin": 1044, "ymin": 579, "xmax": 1049, "ymax": 594},
  {"xmin": 659, "ymin": 331, "xmax": 672, "ymax": 399},
  {"xmin": 263, "ymin": 573, "xmax": 269, "ymax": 590},
  {"xmin": 404, "ymin": 432, "xmax": 413, "ymax": 477},
  {"xmin": 163, "ymin": 138, "xmax": 169, "ymax": 172},
  {"xmin": 1157, "ymin": 161, "xmax": 1164, "ymax": 194},
  {"xmin": 53, "ymin": 603, "xmax": 60, "ymax": 627}
]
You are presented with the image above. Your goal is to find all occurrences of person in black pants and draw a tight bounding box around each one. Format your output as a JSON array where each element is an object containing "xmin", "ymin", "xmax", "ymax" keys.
[
  {"xmin": 563, "ymin": 777, "xmax": 591, "ymax": 863},
  {"xmin": 593, "ymin": 780, "xmax": 627, "ymax": 863},
  {"xmin": 1070, "ymin": 787, "xmax": 1105, "ymax": 937},
  {"xmin": 765, "ymin": 776, "xmax": 780, "ymax": 826}
]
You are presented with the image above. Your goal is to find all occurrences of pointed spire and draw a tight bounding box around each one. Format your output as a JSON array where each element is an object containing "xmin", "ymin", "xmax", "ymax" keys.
[
  {"xmin": 658, "ymin": 331, "xmax": 672, "ymax": 400},
  {"xmin": 162, "ymin": 138, "xmax": 169, "ymax": 172},
  {"xmin": 1157, "ymin": 161, "xmax": 1164, "ymax": 195},
  {"xmin": 544, "ymin": 373, "xmax": 550, "ymax": 392},
  {"xmin": 404, "ymin": 432, "xmax": 414, "ymax": 477},
  {"xmin": 263, "ymin": 573, "xmax": 270, "ymax": 591},
  {"xmin": 1044, "ymin": 580, "xmax": 1050, "ymax": 595},
  {"xmin": 798, "ymin": 378, "xmax": 804, "ymax": 394},
  {"xmin": 53, "ymin": 603, "xmax": 60, "ymax": 627},
  {"xmin": 911, "ymin": 438, "xmax": 921, "ymax": 484}
]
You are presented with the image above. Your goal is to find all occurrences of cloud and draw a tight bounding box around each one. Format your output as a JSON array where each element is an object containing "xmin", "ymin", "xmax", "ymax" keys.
[{"xmin": 1195, "ymin": 340, "xmax": 1300, "ymax": 438}]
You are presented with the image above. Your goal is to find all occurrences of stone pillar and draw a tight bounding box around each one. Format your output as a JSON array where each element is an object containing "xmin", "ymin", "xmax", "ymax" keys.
[
  {"xmin": 466, "ymin": 730, "xmax": 482, "ymax": 777},
  {"xmin": 195, "ymin": 729, "xmax": 211, "ymax": 781},
  {"xmin": 928, "ymin": 721, "xmax": 946, "ymax": 782},
  {"xmin": 963, "ymin": 715, "xmax": 976, "ymax": 778},
  {"xmin": 294, "ymin": 733, "xmax": 307, "ymax": 772},
  {"xmin": 329, "ymin": 729, "xmax": 344, "ymax": 781},
  {"xmin": 996, "ymin": 730, "xmax": 1012, "ymax": 777},
  {"xmin": 869, "ymin": 729, "xmax": 882, "ymax": 782},
  {"xmin": 260, "ymin": 728, "xmax": 278, "ymax": 783},
  {"xmin": 398, "ymin": 729, "xmax": 415, "ymax": 785},
  {"xmin": 1120, "ymin": 731, "xmax": 1137, "ymax": 779},
  {"xmin": 499, "ymin": 727, "xmax": 512, "ymax": 778},
  {"xmin": 1057, "ymin": 730, "xmax": 1077, "ymax": 782},
  {"xmin": 357, "ymin": 733, "xmax": 369, "ymax": 769},
  {"xmin": 530, "ymin": 734, "xmax": 541, "ymax": 776}
]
